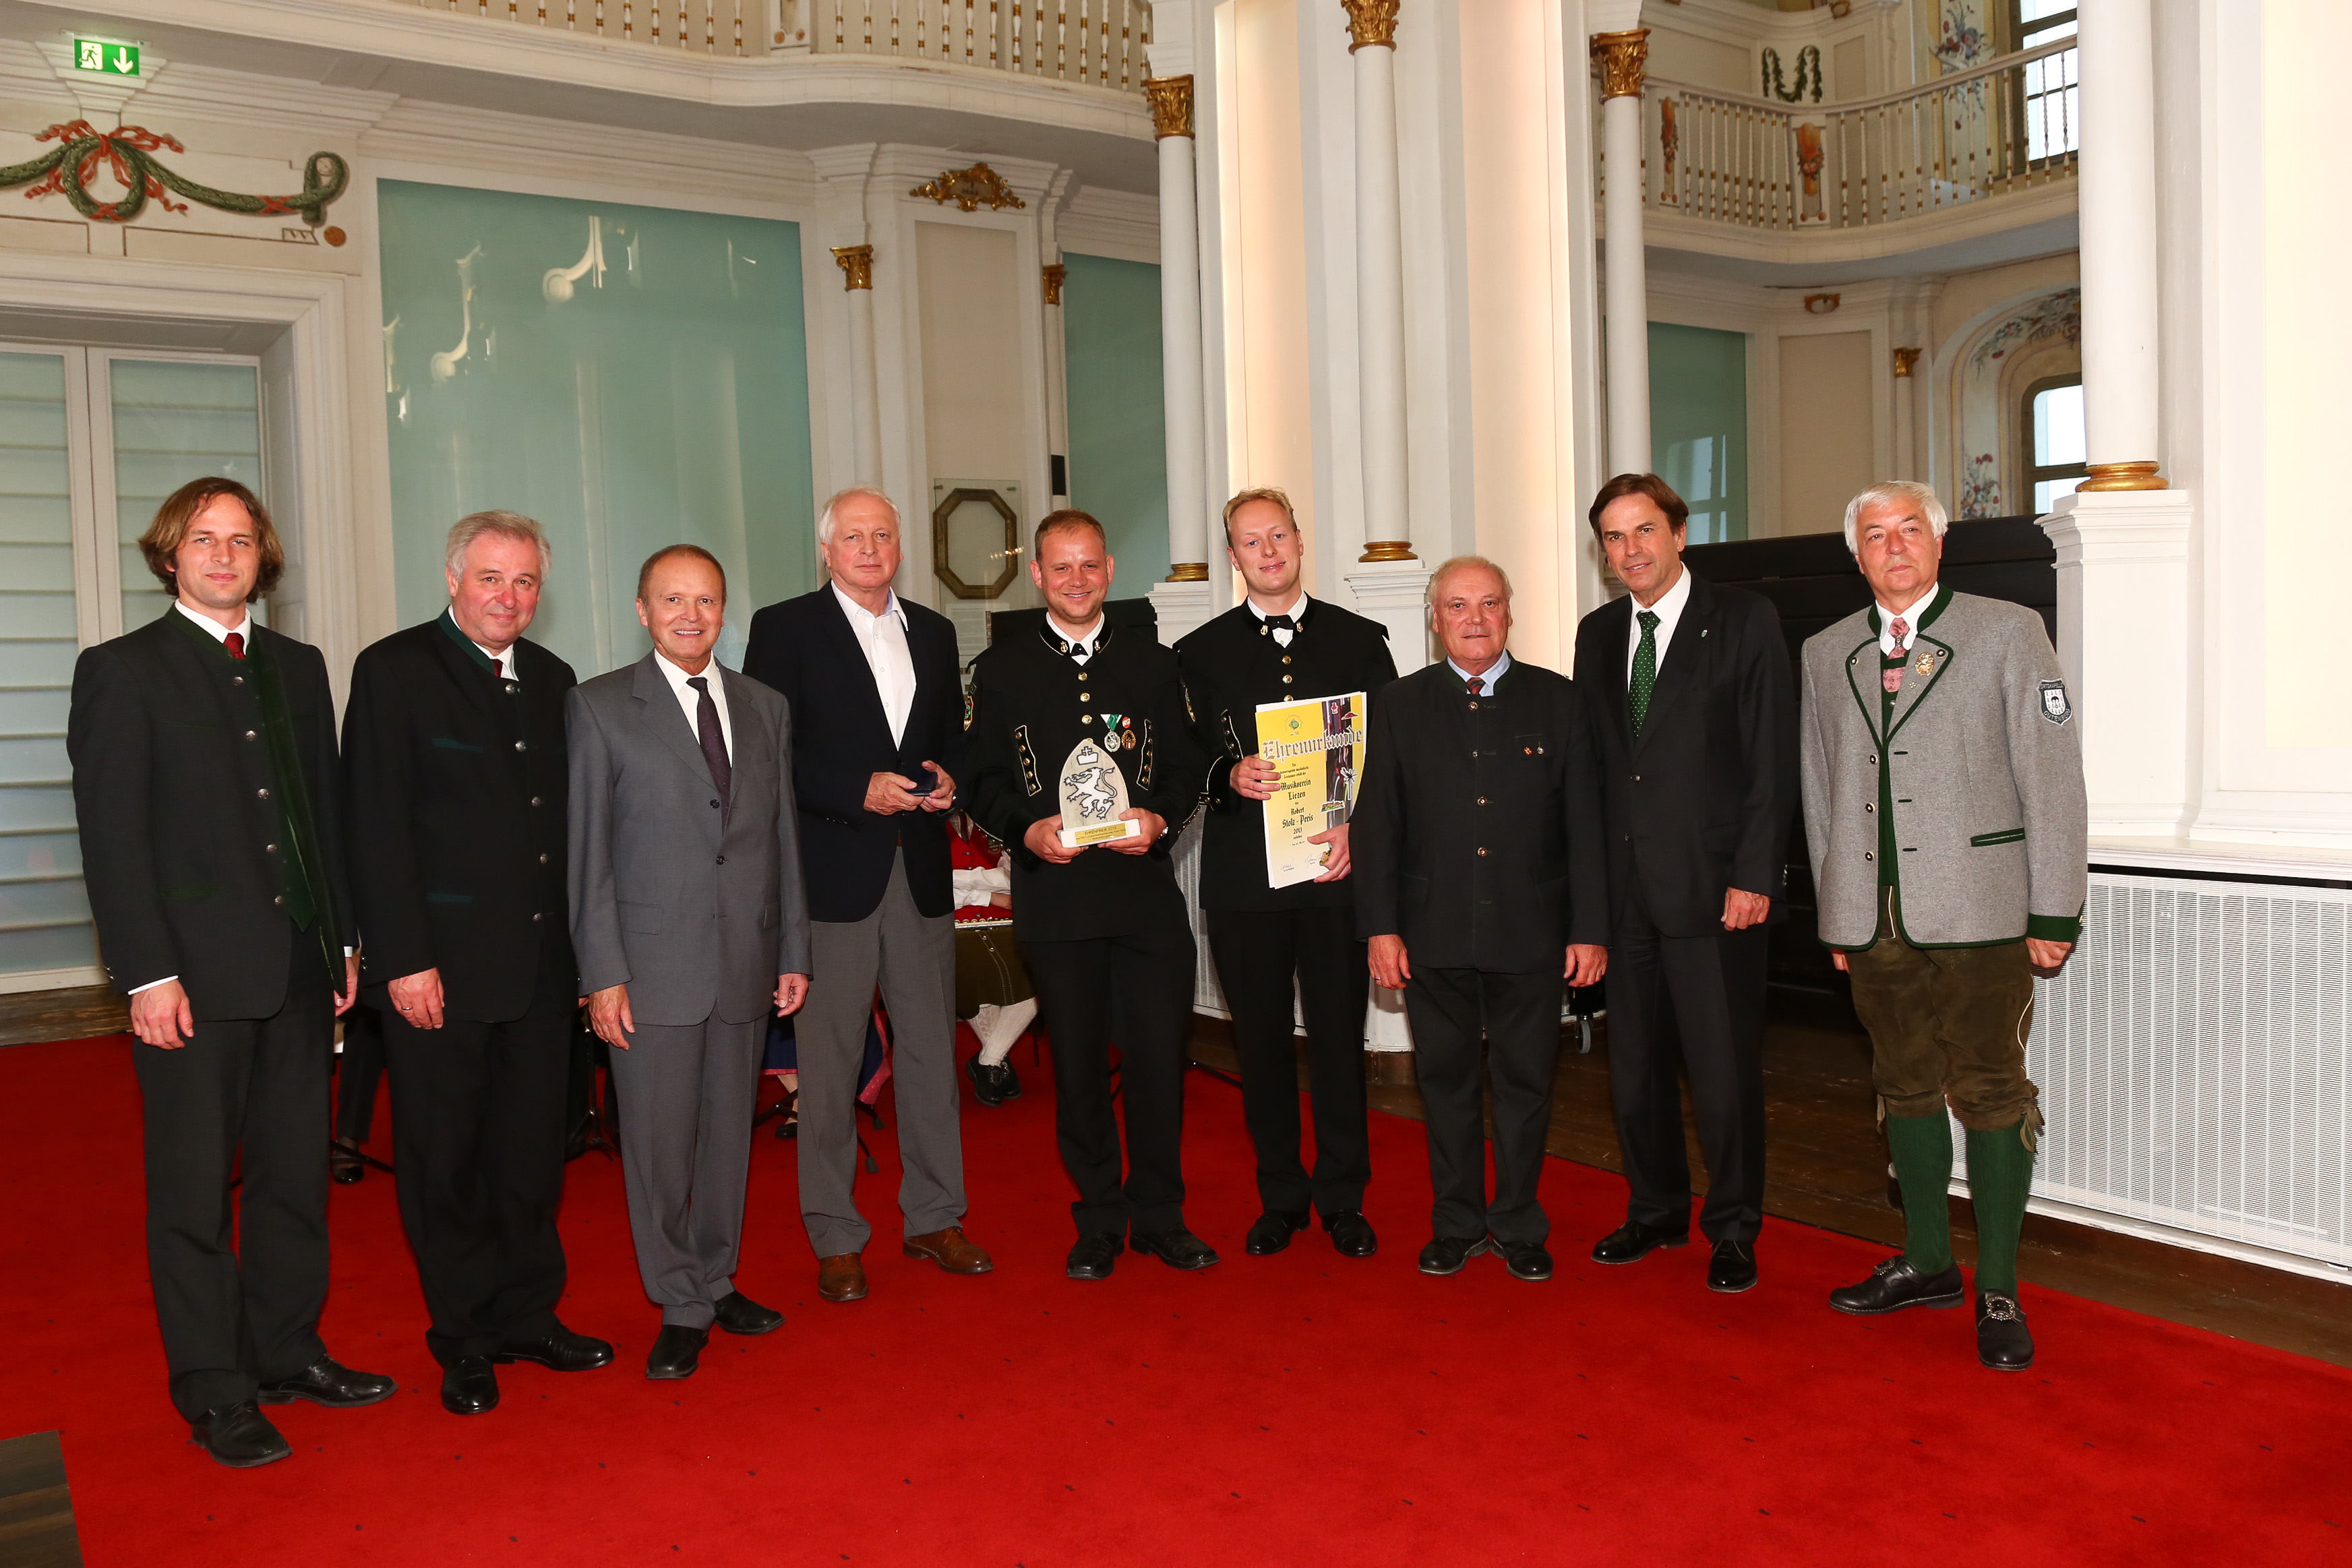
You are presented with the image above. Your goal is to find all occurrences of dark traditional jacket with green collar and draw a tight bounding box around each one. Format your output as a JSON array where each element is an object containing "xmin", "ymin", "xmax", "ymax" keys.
[{"xmin": 1798, "ymin": 585, "xmax": 2087, "ymax": 950}]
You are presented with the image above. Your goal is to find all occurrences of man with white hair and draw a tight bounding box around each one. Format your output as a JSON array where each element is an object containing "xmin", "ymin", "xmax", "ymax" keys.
[
  {"xmin": 1799, "ymin": 481, "xmax": 2086, "ymax": 1370},
  {"xmin": 743, "ymin": 487, "xmax": 988, "ymax": 1304},
  {"xmin": 1352, "ymin": 556, "xmax": 1609, "ymax": 1282},
  {"xmin": 344, "ymin": 510, "xmax": 615, "ymax": 1416}
]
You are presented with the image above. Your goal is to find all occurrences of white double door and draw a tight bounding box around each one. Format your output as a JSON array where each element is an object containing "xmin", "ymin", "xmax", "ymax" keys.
[{"xmin": 0, "ymin": 345, "xmax": 266, "ymax": 991}]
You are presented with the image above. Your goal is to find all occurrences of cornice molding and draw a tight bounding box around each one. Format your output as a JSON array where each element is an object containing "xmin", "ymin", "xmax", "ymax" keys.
[{"xmin": 1057, "ymin": 185, "xmax": 1157, "ymax": 262}]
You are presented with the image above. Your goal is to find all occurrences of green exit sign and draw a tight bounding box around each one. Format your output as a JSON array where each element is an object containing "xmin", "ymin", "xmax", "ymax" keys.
[{"xmin": 73, "ymin": 38, "xmax": 140, "ymax": 76}]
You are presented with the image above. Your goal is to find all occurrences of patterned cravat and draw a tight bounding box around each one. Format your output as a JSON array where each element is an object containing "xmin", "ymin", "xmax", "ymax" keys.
[
  {"xmin": 223, "ymin": 631, "xmax": 245, "ymax": 661},
  {"xmin": 1883, "ymin": 617, "xmax": 1910, "ymax": 695},
  {"xmin": 687, "ymin": 675, "xmax": 733, "ymax": 823},
  {"xmin": 1466, "ymin": 675, "xmax": 1484, "ymax": 698},
  {"xmin": 1629, "ymin": 609, "xmax": 1660, "ymax": 733}
]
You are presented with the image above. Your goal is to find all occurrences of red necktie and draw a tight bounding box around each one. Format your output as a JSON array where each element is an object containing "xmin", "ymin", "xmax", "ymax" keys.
[
  {"xmin": 224, "ymin": 631, "xmax": 245, "ymax": 661},
  {"xmin": 1466, "ymin": 676, "xmax": 1484, "ymax": 696},
  {"xmin": 1881, "ymin": 617, "xmax": 1908, "ymax": 695}
]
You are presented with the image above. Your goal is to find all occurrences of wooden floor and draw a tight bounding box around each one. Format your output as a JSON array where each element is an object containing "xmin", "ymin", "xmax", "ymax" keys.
[
  {"xmin": 0, "ymin": 1430, "xmax": 83, "ymax": 1568},
  {"xmin": 0, "ymin": 987, "xmax": 125, "ymax": 1051},
  {"xmin": 1187, "ymin": 1008, "xmax": 2352, "ymax": 1370}
]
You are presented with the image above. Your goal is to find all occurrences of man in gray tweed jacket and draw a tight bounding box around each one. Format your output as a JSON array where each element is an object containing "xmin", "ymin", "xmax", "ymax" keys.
[{"xmin": 1798, "ymin": 481, "xmax": 2086, "ymax": 1371}]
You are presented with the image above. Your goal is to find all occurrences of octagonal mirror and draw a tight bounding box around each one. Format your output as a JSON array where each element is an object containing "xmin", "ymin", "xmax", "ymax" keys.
[{"xmin": 932, "ymin": 486, "xmax": 1021, "ymax": 599}]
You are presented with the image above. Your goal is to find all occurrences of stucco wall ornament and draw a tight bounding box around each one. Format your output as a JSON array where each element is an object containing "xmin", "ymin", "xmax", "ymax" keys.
[
  {"xmin": 1, "ymin": 121, "xmax": 348, "ymax": 224},
  {"xmin": 909, "ymin": 162, "xmax": 1026, "ymax": 212}
]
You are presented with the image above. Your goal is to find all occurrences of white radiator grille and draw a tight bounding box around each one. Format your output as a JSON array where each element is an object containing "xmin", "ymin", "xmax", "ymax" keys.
[{"xmin": 1960, "ymin": 872, "xmax": 2352, "ymax": 1272}]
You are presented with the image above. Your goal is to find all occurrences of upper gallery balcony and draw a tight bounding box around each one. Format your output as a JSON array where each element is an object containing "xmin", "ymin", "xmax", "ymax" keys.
[
  {"xmin": 1607, "ymin": 37, "xmax": 2080, "ymax": 277},
  {"xmin": 0, "ymin": 0, "xmax": 1156, "ymax": 173}
]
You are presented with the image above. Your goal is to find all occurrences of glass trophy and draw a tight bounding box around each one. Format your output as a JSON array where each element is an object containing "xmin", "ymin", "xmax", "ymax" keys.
[{"xmin": 1057, "ymin": 737, "xmax": 1142, "ymax": 848}]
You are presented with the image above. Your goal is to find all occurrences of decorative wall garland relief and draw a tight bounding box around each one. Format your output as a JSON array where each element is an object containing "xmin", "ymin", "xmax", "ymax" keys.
[
  {"xmin": 0, "ymin": 121, "xmax": 349, "ymax": 225},
  {"xmin": 1759, "ymin": 45, "xmax": 1823, "ymax": 104}
]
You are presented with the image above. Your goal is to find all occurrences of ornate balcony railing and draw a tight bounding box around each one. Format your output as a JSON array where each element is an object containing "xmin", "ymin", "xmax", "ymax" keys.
[
  {"xmin": 799, "ymin": 0, "xmax": 1149, "ymax": 89},
  {"xmin": 1614, "ymin": 38, "xmax": 2078, "ymax": 231},
  {"xmin": 398, "ymin": 0, "xmax": 1151, "ymax": 84}
]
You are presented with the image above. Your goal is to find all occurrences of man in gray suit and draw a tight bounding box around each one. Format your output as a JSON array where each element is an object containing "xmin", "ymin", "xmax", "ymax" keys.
[
  {"xmin": 568, "ymin": 544, "xmax": 812, "ymax": 1380},
  {"xmin": 1799, "ymin": 481, "xmax": 2086, "ymax": 1373}
]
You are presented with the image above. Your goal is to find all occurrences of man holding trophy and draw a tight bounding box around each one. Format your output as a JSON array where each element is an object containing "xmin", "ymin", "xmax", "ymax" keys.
[
  {"xmin": 1175, "ymin": 489, "xmax": 1395, "ymax": 1259},
  {"xmin": 966, "ymin": 511, "xmax": 1211, "ymax": 1281}
]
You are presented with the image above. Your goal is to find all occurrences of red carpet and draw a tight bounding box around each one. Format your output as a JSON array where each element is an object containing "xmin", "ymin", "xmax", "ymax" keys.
[{"xmin": 1, "ymin": 1034, "xmax": 2345, "ymax": 1566}]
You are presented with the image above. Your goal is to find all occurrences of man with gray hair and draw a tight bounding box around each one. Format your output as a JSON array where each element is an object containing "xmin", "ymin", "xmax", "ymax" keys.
[
  {"xmin": 1799, "ymin": 480, "xmax": 2086, "ymax": 1370},
  {"xmin": 1353, "ymin": 555, "xmax": 1609, "ymax": 1283},
  {"xmin": 743, "ymin": 487, "xmax": 987, "ymax": 1304},
  {"xmin": 344, "ymin": 510, "xmax": 615, "ymax": 1417}
]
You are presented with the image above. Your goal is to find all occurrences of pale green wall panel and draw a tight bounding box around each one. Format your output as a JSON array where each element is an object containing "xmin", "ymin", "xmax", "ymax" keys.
[
  {"xmin": 1060, "ymin": 253, "xmax": 1169, "ymax": 589},
  {"xmin": 380, "ymin": 181, "xmax": 816, "ymax": 678},
  {"xmin": 1648, "ymin": 321, "xmax": 1749, "ymax": 544}
]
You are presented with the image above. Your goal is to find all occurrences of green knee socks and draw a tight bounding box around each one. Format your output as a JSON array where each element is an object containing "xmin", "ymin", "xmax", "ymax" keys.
[
  {"xmin": 1966, "ymin": 1120, "xmax": 2036, "ymax": 1295},
  {"xmin": 1886, "ymin": 1113, "xmax": 1954, "ymax": 1275}
]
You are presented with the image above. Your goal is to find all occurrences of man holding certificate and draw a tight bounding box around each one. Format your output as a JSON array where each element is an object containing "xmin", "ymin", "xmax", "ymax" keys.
[
  {"xmin": 1175, "ymin": 488, "xmax": 1395, "ymax": 1259},
  {"xmin": 966, "ymin": 510, "xmax": 1211, "ymax": 1281}
]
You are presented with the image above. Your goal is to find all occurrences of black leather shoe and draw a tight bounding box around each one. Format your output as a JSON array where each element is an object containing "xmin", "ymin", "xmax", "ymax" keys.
[
  {"xmin": 1828, "ymin": 1254, "xmax": 1966, "ymax": 1315},
  {"xmin": 1323, "ymin": 1211, "xmax": 1378, "ymax": 1257},
  {"xmin": 1708, "ymin": 1238, "xmax": 1759, "ymax": 1294},
  {"xmin": 1245, "ymin": 1211, "xmax": 1308, "ymax": 1256},
  {"xmin": 189, "ymin": 1401, "xmax": 291, "ymax": 1468},
  {"xmin": 256, "ymin": 1356, "xmax": 396, "ymax": 1408},
  {"xmin": 1066, "ymin": 1232, "xmax": 1123, "ymax": 1281},
  {"xmin": 1417, "ymin": 1235, "xmax": 1493, "ymax": 1275},
  {"xmin": 713, "ymin": 1292, "xmax": 784, "ymax": 1336},
  {"xmin": 645, "ymin": 1325, "xmax": 708, "ymax": 1380},
  {"xmin": 1977, "ymin": 1292, "xmax": 2035, "ymax": 1370},
  {"xmin": 1590, "ymin": 1220, "xmax": 1691, "ymax": 1265},
  {"xmin": 330, "ymin": 1138, "xmax": 363, "ymax": 1184},
  {"xmin": 441, "ymin": 1356, "xmax": 499, "ymax": 1415},
  {"xmin": 966, "ymin": 1054, "xmax": 1018, "ymax": 1108},
  {"xmin": 1496, "ymin": 1238, "xmax": 1553, "ymax": 1281},
  {"xmin": 493, "ymin": 1321, "xmax": 615, "ymax": 1371},
  {"xmin": 1132, "ymin": 1228, "xmax": 1220, "ymax": 1270}
]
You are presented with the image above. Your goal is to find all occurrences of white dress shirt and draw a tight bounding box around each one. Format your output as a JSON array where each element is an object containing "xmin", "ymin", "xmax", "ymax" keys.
[
  {"xmin": 1050, "ymin": 613, "xmax": 1107, "ymax": 665},
  {"xmin": 1246, "ymin": 590, "xmax": 1308, "ymax": 647},
  {"xmin": 833, "ymin": 582, "xmax": 915, "ymax": 746},
  {"xmin": 471, "ymin": 636, "xmax": 517, "ymax": 681},
  {"xmin": 654, "ymin": 649, "xmax": 733, "ymax": 759},
  {"xmin": 1445, "ymin": 649, "xmax": 1513, "ymax": 690},
  {"xmin": 1877, "ymin": 585, "xmax": 1939, "ymax": 656},
  {"xmin": 1625, "ymin": 564, "xmax": 1694, "ymax": 680}
]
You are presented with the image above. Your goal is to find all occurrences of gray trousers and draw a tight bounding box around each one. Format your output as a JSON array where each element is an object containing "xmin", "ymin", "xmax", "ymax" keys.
[
  {"xmin": 607, "ymin": 1013, "xmax": 764, "ymax": 1328},
  {"xmin": 797, "ymin": 851, "xmax": 967, "ymax": 1257}
]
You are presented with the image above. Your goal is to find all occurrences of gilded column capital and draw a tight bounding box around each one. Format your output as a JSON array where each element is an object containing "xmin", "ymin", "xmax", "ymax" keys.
[
  {"xmin": 1143, "ymin": 75, "xmax": 1195, "ymax": 140},
  {"xmin": 1590, "ymin": 28, "xmax": 1649, "ymax": 100},
  {"xmin": 1042, "ymin": 264, "xmax": 1067, "ymax": 305},
  {"xmin": 1892, "ymin": 346, "xmax": 1921, "ymax": 378},
  {"xmin": 1341, "ymin": 0, "xmax": 1399, "ymax": 53},
  {"xmin": 831, "ymin": 244, "xmax": 874, "ymax": 291}
]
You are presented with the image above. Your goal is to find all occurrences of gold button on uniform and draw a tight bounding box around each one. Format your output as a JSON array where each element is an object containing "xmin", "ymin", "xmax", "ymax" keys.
[
  {"xmin": 514, "ymin": 740, "xmax": 527, "ymax": 752},
  {"xmin": 1476, "ymin": 796, "xmax": 1488, "ymax": 806},
  {"xmin": 256, "ymin": 788, "xmax": 270, "ymax": 801},
  {"xmin": 1476, "ymin": 847, "xmax": 1488, "ymax": 857}
]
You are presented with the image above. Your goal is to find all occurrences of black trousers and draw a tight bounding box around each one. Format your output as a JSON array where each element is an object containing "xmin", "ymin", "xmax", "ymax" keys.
[
  {"xmin": 1205, "ymin": 905, "xmax": 1370, "ymax": 1218},
  {"xmin": 380, "ymin": 937, "xmax": 574, "ymax": 1365},
  {"xmin": 1404, "ymin": 967, "xmax": 1565, "ymax": 1246},
  {"xmin": 1021, "ymin": 918, "xmax": 1197, "ymax": 1238},
  {"xmin": 1603, "ymin": 886, "xmax": 1769, "ymax": 1243},
  {"xmin": 133, "ymin": 925, "xmax": 334, "ymax": 1420},
  {"xmin": 334, "ymin": 1000, "xmax": 386, "ymax": 1144}
]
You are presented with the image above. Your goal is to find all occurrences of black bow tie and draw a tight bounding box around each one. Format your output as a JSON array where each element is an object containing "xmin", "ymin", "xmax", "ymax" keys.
[{"xmin": 1264, "ymin": 614, "xmax": 1296, "ymax": 632}]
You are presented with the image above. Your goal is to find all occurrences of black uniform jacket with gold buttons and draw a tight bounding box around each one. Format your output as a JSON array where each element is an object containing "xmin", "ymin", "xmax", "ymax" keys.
[
  {"xmin": 967, "ymin": 617, "xmax": 1207, "ymax": 943},
  {"xmin": 68, "ymin": 609, "xmax": 353, "ymax": 1021},
  {"xmin": 1351, "ymin": 657, "xmax": 1609, "ymax": 973},
  {"xmin": 1174, "ymin": 597, "xmax": 1397, "ymax": 912},
  {"xmin": 342, "ymin": 614, "xmax": 576, "ymax": 1022}
]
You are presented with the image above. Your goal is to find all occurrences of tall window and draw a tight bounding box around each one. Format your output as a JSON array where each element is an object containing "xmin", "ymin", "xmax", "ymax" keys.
[
  {"xmin": 2024, "ymin": 373, "xmax": 2086, "ymax": 515},
  {"xmin": 2014, "ymin": 0, "xmax": 2080, "ymax": 162}
]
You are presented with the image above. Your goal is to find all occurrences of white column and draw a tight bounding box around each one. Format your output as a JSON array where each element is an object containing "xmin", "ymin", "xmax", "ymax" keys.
[
  {"xmin": 1593, "ymin": 28, "xmax": 1651, "ymax": 477},
  {"xmin": 1892, "ymin": 346, "xmax": 1921, "ymax": 481},
  {"xmin": 1042, "ymin": 262, "xmax": 1071, "ymax": 500},
  {"xmin": 1347, "ymin": 1, "xmax": 1413, "ymax": 563},
  {"xmin": 832, "ymin": 245, "xmax": 881, "ymax": 486},
  {"xmin": 2075, "ymin": 0, "xmax": 2165, "ymax": 491},
  {"xmin": 1147, "ymin": 75, "xmax": 1209, "ymax": 582}
]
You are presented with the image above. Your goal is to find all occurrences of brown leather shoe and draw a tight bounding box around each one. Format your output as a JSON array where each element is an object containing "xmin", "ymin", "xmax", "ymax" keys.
[
  {"xmin": 903, "ymin": 1225, "xmax": 994, "ymax": 1275},
  {"xmin": 816, "ymin": 1253, "xmax": 868, "ymax": 1302}
]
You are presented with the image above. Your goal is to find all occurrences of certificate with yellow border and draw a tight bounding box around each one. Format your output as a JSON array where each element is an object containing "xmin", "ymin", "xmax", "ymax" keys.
[{"xmin": 1256, "ymin": 692, "xmax": 1368, "ymax": 889}]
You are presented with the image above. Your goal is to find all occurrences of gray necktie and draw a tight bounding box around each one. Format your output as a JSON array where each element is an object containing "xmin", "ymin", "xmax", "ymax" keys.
[{"xmin": 688, "ymin": 675, "xmax": 732, "ymax": 823}]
